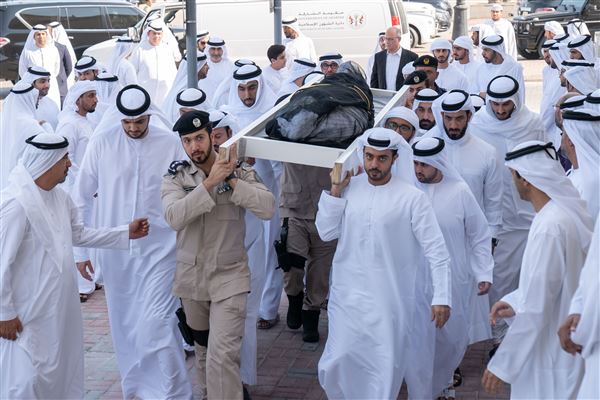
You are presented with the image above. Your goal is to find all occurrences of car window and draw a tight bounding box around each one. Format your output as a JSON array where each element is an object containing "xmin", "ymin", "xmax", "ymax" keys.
[
  {"xmin": 8, "ymin": 16, "xmax": 27, "ymax": 30},
  {"xmin": 58, "ymin": 8, "xmax": 70, "ymax": 27},
  {"xmin": 107, "ymin": 6, "xmax": 143, "ymax": 29},
  {"xmin": 15, "ymin": 7, "xmax": 59, "ymax": 28},
  {"xmin": 64, "ymin": 6, "xmax": 104, "ymax": 29},
  {"xmin": 556, "ymin": 0, "xmax": 586, "ymax": 11}
]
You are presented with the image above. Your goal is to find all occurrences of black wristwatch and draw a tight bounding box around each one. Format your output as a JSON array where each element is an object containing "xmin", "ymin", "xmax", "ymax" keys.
[{"xmin": 224, "ymin": 171, "xmax": 237, "ymax": 182}]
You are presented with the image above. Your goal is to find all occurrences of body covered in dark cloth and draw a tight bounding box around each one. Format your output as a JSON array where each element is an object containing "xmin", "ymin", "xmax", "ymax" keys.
[{"xmin": 265, "ymin": 62, "xmax": 374, "ymax": 148}]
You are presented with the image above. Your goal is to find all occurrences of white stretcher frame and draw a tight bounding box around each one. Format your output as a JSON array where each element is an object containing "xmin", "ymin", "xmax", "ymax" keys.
[{"xmin": 219, "ymin": 81, "xmax": 409, "ymax": 184}]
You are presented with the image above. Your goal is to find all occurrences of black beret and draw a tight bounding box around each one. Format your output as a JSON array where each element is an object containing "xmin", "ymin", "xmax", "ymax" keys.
[
  {"xmin": 404, "ymin": 70, "xmax": 428, "ymax": 85},
  {"xmin": 413, "ymin": 55, "xmax": 438, "ymax": 68},
  {"xmin": 172, "ymin": 110, "xmax": 212, "ymax": 136}
]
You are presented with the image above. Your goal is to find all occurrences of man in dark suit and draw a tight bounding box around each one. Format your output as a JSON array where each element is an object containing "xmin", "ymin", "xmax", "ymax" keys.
[
  {"xmin": 370, "ymin": 27, "xmax": 418, "ymax": 90},
  {"xmin": 54, "ymin": 41, "xmax": 72, "ymax": 107}
]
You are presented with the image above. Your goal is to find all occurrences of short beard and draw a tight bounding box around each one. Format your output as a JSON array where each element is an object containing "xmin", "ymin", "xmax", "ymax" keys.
[
  {"xmin": 416, "ymin": 171, "xmax": 439, "ymax": 183},
  {"xmin": 367, "ymin": 166, "xmax": 392, "ymax": 183},
  {"xmin": 191, "ymin": 151, "xmax": 210, "ymax": 166},
  {"xmin": 125, "ymin": 124, "xmax": 149, "ymax": 139},
  {"xmin": 419, "ymin": 119, "xmax": 435, "ymax": 130},
  {"xmin": 444, "ymin": 124, "xmax": 467, "ymax": 140},
  {"xmin": 242, "ymin": 98, "xmax": 256, "ymax": 107},
  {"xmin": 494, "ymin": 108, "xmax": 514, "ymax": 121}
]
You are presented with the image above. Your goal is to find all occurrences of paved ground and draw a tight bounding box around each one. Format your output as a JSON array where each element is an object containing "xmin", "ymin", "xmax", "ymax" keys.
[{"xmin": 82, "ymin": 289, "xmax": 510, "ymax": 399}]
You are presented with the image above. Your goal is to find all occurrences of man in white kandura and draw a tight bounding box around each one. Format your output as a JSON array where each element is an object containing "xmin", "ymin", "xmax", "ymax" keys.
[
  {"xmin": 0, "ymin": 132, "xmax": 149, "ymax": 399},
  {"xmin": 55, "ymin": 80, "xmax": 100, "ymax": 299},
  {"xmin": 276, "ymin": 58, "xmax": 317, "ymax": 98},
  {"xmin": 73, "ymin": 56, "xmax": 100, "ymax": 81},
  {"xmin": 451, "ymin": 35, "xmax": 482, "ymax": 93},
  {"xmin": 18, "ymin": 24, "xmax": 61, "ymax": 107},
  {"xmin": 567, "ymin": 34, "xmax": 600, "ymax": 66},
  {"xmin": 56, "ymin": 81, "xmax": 97, "ymax": 190},
  {"xmin": 412, "ymin": 88, "xmax": 442, "ymax": 136},
  {"xmin": 0, "ymin": 82, "xmax": 50, "ymax": 189},
  {"xmin": 163, "ymin": 51, "xmax": 211, "ymax": 124},
  {"xmin": 88, "ymin": 72, "xmax": 122, "ymax": 126},
  {"xmin": 484, "ymin": 4, "xmax": 517, "ymax": 60},
  {"xmin": 22, "ymin": 65, "xmax": 60, "ymax": 130},
  {"xmin": 540, "ymin": 39, "xmax": 567, "ymax": 146},
  {"xmin": 412, "ymin": 137, "xmax": 494, "ymax": 399},
  {"xmin": 475, "ymin": 35, "xmax": 525, "ymax": 101},
  {"xmin": 72, "ymin": 85, "xmax": 193, "ymax": 399},
  {"xmin": 561, "ymin": 109, "xmax": 600, "ymax": 220},
  {"xmin": 282, "ymin": 16, "xmax": 317, "ymax": 68},
  {"xmin": 108, "ymin": 36, "xmax": 138, "ymax": 86},
  {"xmin": 316, "ymin": 127, "xmax": 451, "ymax": 399},
  {"xmin": 319, "ymin": 52, "xmax": 343, "ymax": 77},
  {"xmin": 470, "ymin": 75, "xmax": 546, "ymax": 350},
  {"xmin": 558, "ymin": 214, "xmax": 600, "ymax": 400},
  {"xmin": 430, "ymin": 38, "xmax": 469, "ymax": 92},
  {"xmin": 377, "ymin": 106, "xmax": 420, "ymax": 144},
  {"xmin": 482, "ymin": 140, "xmax": 594, "ymax": 399},
  {"xmin": 426, "ymin": 90, "xmax": 502, "ymax": 345},
  {"xmin": 202, "ymin": 37, "xmax": 235, "ymax": 100},
  {"xmin": 426, "ymin": 90, "xmax": 502, "ymax": 244},
  {"xmin": 173, "ymin": 88, "xmax": 212, "ymax": 120},
  {"xmin": 129, "ymin": 19, "xmax": 178, "ymax": 107}
]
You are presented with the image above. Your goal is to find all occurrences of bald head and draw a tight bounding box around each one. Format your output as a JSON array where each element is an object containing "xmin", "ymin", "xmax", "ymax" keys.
[{"xmin": 385, "ymin": 27, "xmax": 402, "ymax": 53}]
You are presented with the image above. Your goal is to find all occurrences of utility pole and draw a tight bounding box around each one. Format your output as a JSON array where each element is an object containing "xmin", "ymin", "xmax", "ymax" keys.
[
  {"xmin": 273, "ymin": 0, "xmax": 282, "ymax": 44},
  {"xmin": 185, "ymin": 0, "xmax": 198, "ymax": 88},
  {"xmin": 452, "ymin": 0, "xmax": 469, "ymax": 39}
]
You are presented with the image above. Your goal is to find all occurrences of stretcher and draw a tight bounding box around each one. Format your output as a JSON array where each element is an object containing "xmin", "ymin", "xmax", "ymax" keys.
[{"xmin": 219, "ymin": 79, "xmax": 409, "ymax": 183}]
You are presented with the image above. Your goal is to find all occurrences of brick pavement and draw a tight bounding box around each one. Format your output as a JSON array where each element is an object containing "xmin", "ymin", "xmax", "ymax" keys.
[{"xmin": 82, "ymin": 289, "xmax": 509, "ymax": 399}]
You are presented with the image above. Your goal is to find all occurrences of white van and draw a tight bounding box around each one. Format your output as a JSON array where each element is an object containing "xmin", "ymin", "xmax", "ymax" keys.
[{"xmin": 85, "ymin": 0, "xmax": 409, "ymax": 69}]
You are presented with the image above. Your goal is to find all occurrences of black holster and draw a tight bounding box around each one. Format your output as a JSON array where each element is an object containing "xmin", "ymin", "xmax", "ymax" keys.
[
  {"xmin": 175, "ymin": 307, "xmax": 194, "ymax": 347},
  {"xmin": 274, "ymin": 217, "xmax": 307, "ymax": 272}
]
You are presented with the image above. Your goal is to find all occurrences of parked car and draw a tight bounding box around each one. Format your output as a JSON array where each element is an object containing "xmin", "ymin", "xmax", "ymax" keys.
[
  {"xmin": 403, "ymin": 0, "xmax": 452, "ymax": 31},
  {"xmin": 513, "ymin": 0, "xmax": 600, "ymax": 59},
  {"xmin": 517, "ymin": 0, "xmax": 562, "ymax": 15},
  {"xmin": 0, "ymin": 0, "xmax": 145, "ymax": 82},
  {"xmin": 86, "ymin": 0, "xmax": 411, "ymax": 70},
  {"xmin": 401, "ymin": 1, "xmax": 438, "ymax": 47}
]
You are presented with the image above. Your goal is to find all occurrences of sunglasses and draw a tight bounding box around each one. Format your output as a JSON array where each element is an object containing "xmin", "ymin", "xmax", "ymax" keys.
[{"xmin": 321, "ymin": 62, "xmax": 339, "ymax": 69}]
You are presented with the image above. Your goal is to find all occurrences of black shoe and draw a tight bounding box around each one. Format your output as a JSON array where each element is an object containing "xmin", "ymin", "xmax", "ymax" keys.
[
  {"xmin": 243, "ymin": 385, "xmax": 251, "ymax": 400},
  {"xmin": 286, "ymin": 292, "xmax": 304, "ymax": 329},
  {"xmin": 301, "ymin": 309, "xmax": 320, "ymax": 342}
]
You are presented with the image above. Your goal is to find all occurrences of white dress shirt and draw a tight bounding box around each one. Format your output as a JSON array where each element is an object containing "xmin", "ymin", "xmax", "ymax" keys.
[{"xmin": 385, "ymin": 48, "xmax": 402, "ymax": 90}]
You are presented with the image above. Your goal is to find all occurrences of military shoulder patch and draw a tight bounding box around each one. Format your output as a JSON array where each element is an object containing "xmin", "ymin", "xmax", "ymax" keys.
[{"xmin": 167, "ymin": 160, "xmax": 190, "ymax": 176}]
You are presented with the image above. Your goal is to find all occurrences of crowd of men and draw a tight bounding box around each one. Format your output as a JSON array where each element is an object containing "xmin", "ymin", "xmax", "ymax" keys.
[{"xmin": 0, "ymin": 5, "xmax": 599, "ymax": 400}]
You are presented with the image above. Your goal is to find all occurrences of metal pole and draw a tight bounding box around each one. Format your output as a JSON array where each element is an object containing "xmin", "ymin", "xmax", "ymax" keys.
[
  {"xmin": 452, "ymin": 0, "xmax": 469, "ymax": 39},
  {"xmin": 273, "ymin": 0, "xmax": 282, "ymax": 44},
  {"xmin": 185, "ymin": 0, "xmax": 198, "ymax": 89}
]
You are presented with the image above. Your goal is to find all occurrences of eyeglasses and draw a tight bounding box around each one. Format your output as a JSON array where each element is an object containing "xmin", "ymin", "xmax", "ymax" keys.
[
  {"xmin": 321, "ymin": 62, "xmax": 338, "ymax": 70},
  {"xmin": 198, "ymin": 40, "xmax": 209, "ymax": 45},
  {"xmin": 385, "ymin": 121, "xmax": 413, "ymax": 133}
]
